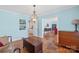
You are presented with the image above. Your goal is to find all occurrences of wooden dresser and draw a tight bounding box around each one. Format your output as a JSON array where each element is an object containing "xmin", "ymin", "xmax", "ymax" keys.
[
  {"xmin": 59, "ymin": 31, "xmax": 79, "ymax": 51},
  {"xmin": 23, "ymin": 36, "xmax": 42, "ymax": 53}
]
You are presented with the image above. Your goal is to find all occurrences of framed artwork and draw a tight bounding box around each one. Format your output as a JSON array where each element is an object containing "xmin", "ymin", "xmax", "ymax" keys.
[{"xmin": 19, "ymin": 19, "xmax": 26, "ymax": 30}]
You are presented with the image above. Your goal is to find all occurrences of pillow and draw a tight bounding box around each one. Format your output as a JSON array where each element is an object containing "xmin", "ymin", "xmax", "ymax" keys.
[{"xmin": 0, "ymin": 42, "xmax": 4, "ymax": 47}]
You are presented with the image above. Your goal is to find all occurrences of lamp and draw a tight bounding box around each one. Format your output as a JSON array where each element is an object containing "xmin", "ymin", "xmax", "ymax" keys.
[
  {"xmin": 72, "ymin": 19, "xmax": 79, "ymax": 32},
  {"xmin": 29, "ymin": 5, "xmax": 37, "ymax": 36},
  {"xmin": 31, "ymin": 5, "xmax": 37, "ymax": 23}
]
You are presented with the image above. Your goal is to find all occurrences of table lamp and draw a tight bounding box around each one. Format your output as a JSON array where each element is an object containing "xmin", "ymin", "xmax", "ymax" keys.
[{"xmin": 72, "ymin": 19, "xmax": 79, "ymax": 32}]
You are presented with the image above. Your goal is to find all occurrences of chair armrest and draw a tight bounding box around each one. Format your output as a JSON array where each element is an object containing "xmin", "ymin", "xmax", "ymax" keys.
[{"xmin": 0, "ymin": 44, "xmax": 9, "ymax": 52}]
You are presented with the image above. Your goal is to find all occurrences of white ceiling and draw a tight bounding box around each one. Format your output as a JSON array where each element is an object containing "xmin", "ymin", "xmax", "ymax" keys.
[{"xmin": 0, "ymin": 5, "xmax": 77, "ymax": 16}]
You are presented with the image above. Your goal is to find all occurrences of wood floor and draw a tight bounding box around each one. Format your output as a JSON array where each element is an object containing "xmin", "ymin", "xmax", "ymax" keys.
[
  {"xmin": 0, "ymin": 31, "xmax": 76, "ymax": 53},
  {"xmin": 42, "ymin": 31, "xmax": 76, "ymax": 53},
  {"xmin": 23, "ymin": 31, "xmax": 76, "ymax": 53}
]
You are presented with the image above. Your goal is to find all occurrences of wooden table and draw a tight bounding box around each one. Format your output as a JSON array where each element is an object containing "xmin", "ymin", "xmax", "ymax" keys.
[{"xmin": 23, "ymin": 36, "xmax": 42, "ymax": 53}]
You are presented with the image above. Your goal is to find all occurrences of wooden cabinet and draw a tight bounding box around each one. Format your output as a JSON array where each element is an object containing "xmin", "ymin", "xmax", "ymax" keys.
[
  {"xmin": 59, "ymin": 31, "xmax": 79, "ymax": 51},
  {"xmin": 23, "ymin": 36, "xmax": 42, "ymax": 53}
]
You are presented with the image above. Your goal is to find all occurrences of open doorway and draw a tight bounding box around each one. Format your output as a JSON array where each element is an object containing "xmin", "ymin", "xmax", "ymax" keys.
[{"xmin": 42, "ymin": 16, "xmax": 58, "ymax": 52}]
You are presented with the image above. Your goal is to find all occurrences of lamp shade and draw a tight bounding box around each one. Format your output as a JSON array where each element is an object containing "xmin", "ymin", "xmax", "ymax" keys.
[{"xmin": 72, "ymin": 19, "xmax": 79, "ymax": 24}]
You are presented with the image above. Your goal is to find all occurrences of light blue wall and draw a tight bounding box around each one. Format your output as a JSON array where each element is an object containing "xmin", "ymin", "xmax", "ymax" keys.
[
  {"xmin": 42, "ymin": 6, "xmax": 79, "ymax": 31},
  {"xmin": 38, "ymin": 17, "xmax": 43, "ymax": 37},
  {"xmin": 38, "ymin": 6, "xmax": 79, "ymax": 37},
  {"xmin": 56, "ymin": 6, "xmax": 79, "ymax": 31},
  {"xmin": 57, "ymin": 6, "xmax": 79, "ymax": 31},
  {"xmin": 0, "ymin": 10, "xmax": 29, "ymax": 41},
  {"xmin": 1, "ymin": 6, "xmax": 79, "ymax": 40}
]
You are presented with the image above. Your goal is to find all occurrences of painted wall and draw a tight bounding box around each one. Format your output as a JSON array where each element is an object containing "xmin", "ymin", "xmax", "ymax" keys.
[
  {"xmin": 1, "ymin": 6, "xmax": 79, "ymax": 40},
  {"xmin": 39, "ymin": 6, "xmax": 79, "ymax": 37},
  {"xmin": 42, "ymin": 6, "xmax": 79, "ymax": 32},
  {"xmin": 53, "ymin": 6, "xmax": 79, "ymax": 31},
  {"xmin": 38, "ymin": 17, "xmax": 43, "ymax": 37},
  {"xmin": 0, "ymin": 10, "xmax": 29, "ymax": 41}
]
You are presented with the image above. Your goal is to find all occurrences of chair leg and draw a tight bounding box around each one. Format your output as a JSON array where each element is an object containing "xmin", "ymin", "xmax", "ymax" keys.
[{"xmin": 13, "ymin": 48, "xmax": 21, "ymax": 53}]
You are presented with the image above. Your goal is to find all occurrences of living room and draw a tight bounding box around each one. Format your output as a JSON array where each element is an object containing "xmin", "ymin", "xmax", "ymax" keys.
[{"xmin": 0, "ymin": 5, "xmax": 79, "ymax": 53}]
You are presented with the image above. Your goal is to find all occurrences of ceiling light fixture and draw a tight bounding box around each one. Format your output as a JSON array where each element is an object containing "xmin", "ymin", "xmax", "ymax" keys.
[{"xmin": 31, "ymin": 5, "xmax": 37, "ymax": 22}]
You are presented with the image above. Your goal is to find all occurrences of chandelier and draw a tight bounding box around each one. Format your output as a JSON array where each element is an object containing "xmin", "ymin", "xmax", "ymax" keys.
[{"xmin": 31, "ymin": 5, "xmax": 37, "ymax": 22}]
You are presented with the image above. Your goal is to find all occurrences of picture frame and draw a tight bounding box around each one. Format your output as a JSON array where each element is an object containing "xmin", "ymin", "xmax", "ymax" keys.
[{"xmin": 19, "ymin": 19, "xmax": 26, "ymax": 30}]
